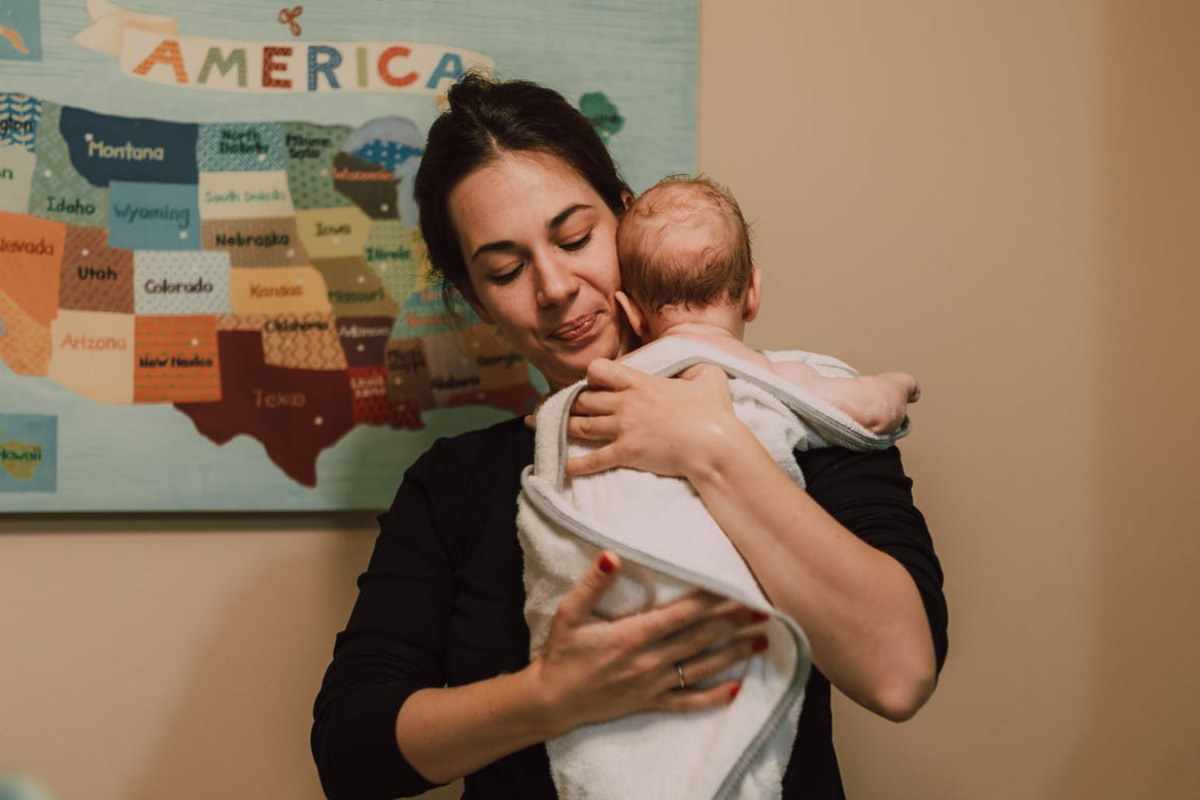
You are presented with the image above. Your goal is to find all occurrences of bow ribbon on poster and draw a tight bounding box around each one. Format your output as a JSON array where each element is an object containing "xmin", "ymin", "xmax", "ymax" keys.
[{"xmin": 73, "ymin": 0, "xmax": 179, "ymax": 56}]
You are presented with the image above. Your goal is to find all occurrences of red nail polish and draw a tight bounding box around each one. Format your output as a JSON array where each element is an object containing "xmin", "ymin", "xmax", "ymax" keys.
[
  {"xmin": 752, "ymin": 636, "xmax": 769, "ymax": 653},
  {"xmin": 598, "ymin": 554, "xmax": 615, "ymax": 574},
  {"xmin": 750, "ymin": 610, "xmax": 769, "ymax": 623},
  {"xmin": 729, "ymin": 684, "xmax": 741, "ymax": 701}
]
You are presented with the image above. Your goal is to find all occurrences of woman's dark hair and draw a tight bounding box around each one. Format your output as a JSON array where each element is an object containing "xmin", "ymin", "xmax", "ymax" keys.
[{"xmin": 414, "ymin": 72, "xmax": 631, "ymax": 310}]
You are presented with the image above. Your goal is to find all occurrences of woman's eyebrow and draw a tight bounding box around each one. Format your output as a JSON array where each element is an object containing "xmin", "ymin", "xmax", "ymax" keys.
[
  {"xmin": 470, "ymin": 204, "xmax": 594, "ymax": 263},
  {"xmin": 548, "ymin": 204, "xmax": 593, "ymax": 231}
]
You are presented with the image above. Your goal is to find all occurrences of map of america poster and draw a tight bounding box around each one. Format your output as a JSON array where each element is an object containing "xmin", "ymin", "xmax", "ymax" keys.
[{"xmin": 0, "ymin": 0, "xmax": 697, "ymax": 511}]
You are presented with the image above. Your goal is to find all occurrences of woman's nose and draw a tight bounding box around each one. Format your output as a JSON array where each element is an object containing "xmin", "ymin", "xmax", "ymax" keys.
[{"xmin": 533, "ymin": 256, "xmax": 579, "ymax": 307}]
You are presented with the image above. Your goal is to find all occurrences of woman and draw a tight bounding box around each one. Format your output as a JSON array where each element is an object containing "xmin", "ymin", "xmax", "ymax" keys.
[{"xmin": 312, "ymin": 74, "xmax": 948, "ymax": 800}]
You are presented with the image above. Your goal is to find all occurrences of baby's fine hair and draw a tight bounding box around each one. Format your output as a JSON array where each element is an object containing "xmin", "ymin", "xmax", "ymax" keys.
[{"xmin": 617, "ymin": 175, "xmax": 753, "ymax": 313}]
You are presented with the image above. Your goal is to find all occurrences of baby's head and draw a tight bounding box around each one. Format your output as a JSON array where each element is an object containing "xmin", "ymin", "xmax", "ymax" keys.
[{"xmin": 616, "ymin": 175, "xmax": 759, "ymax": 338}]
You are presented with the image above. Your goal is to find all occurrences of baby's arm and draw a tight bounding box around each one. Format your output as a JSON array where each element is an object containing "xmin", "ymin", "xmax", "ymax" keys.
[{"xmin": 772, "ymin": 360, "xmax": 920, "ymax": 435}]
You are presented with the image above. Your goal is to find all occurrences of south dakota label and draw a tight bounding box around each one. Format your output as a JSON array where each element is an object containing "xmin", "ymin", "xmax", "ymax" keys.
[{"xmin": 199, "ymin": 171, "xmax": 294, "ymax": 219}]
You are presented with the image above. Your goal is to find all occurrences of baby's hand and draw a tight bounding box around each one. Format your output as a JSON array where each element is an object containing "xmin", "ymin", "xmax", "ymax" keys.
[
  {"xmin": 867, "ymin": 372, "xmax": 920, "ymax": 434},
  {"xmin": 523, "ymin": 396, "xmax": 548, "ymax": 431}
]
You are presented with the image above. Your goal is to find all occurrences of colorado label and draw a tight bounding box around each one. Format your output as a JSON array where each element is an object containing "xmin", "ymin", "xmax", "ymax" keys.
[{"xmin": 133, "ymin": 249, "xmax": 232, "ymax": 315}]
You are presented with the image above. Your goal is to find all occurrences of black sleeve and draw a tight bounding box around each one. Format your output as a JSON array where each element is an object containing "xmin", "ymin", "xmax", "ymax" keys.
[
  {"xmin": 796, "ymin": 445, "xmax": 949, "ymax": 670},
  {"xmin": 311, "ymin": 442, "xmax": 456, "ymax": 800}
]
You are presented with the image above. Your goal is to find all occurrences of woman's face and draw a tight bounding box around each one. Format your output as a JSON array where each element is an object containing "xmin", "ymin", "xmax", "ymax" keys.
[{"xmin": 448, "ymin": 151, "xmax": 623, "ymax": 391}]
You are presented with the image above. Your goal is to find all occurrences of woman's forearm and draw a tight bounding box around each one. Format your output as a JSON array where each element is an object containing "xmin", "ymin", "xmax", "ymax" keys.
[
  {"xmin": 394, "ymin": 554, "xmax": 763, "ymax": 784},
  {"xmin": 395, "ymin": 665, "xmax": 557, "ymax": 784},
  {"xmin": 686, "ymin": 425, "xmax": 938, "ymax": 721},
  {"xmin": 564, "ymin": 359, "xmax": 939, "ymax": 720}
]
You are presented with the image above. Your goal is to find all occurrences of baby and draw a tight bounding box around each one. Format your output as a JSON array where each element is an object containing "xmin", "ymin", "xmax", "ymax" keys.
[
  {"xmin": 517, "ymin": 176, "xmax": 920, "ymax": 800},
  {"xmin": 614, "ymin": 174, "xmax": 919, "ymax": 435}
]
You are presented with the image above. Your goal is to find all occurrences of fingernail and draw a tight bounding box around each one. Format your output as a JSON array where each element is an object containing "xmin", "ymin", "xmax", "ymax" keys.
[
  {"xmin": 750, "ymin": 610, "xmax": 769, "ymax": 623},
  {"xmin": 729, "ymin": 683, "xmax": 741, "ymax": 701},
  {"xmin": 598, "ymin": 554, "xmax": 615, "ymax": 574},
  {"xmin": 752, "ymin": 636, "xmax": 769, "ymax": 653}
]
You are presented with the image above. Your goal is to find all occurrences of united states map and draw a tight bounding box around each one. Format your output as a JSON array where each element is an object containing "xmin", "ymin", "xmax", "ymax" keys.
[{"xmin": 0, "ymin": 91, "xmax": 538, "ymax": 487}]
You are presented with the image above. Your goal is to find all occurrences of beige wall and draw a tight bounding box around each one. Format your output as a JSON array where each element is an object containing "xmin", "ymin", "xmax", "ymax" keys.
[{"xmin": 3, "ymin": 2, "xmax": 1198, "ymax": 798}]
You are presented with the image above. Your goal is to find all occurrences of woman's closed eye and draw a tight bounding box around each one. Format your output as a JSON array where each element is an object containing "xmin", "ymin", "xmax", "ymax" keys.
[
  {"xmin": 489, "ymin": 263, "xmax": 524, "ymax": 285},
  {"xmin": 560, "ymin": 231, "xmax": 593, "ymax": 252}
]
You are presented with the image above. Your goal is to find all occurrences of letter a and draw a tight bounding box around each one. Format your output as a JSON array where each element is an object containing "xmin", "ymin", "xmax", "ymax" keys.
[
  {"xmin": 424, "ymin": 52, "xmax": 463, "ymax": 91},
  {"xmin": 133, "ymin": 39, "xmax": 189, "ymax": 84}
]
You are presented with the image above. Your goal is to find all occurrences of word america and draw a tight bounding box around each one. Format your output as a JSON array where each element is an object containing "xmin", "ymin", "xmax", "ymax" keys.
[{"xmin": 124, "ymin": 37, "xmax": 488, "ymax": 94}]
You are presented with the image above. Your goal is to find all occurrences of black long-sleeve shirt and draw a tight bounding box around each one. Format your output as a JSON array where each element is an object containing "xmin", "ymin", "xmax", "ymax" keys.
[{"xmin": 312, "ymin": 416, "xmax": 948, "ymax": 800}]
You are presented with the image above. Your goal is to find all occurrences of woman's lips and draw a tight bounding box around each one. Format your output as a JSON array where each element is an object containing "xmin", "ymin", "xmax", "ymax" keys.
[{"xmin": 549, "ymin": 311, "xmax": 599, "ymax": 343}]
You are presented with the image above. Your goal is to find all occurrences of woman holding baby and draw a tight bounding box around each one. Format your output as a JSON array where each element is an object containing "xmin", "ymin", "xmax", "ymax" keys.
[{"xmin": 311, "ymin": 73, "xmax": 947, "ymax": 800}]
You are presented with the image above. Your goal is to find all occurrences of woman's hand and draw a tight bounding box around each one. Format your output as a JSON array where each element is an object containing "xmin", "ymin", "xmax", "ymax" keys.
[
  {"xmin": 530, "ymin": 551, "xmax": 768, "ymax": 734},
  {"xmin": 564, "ymin": 358, "xmax": 754, "ymax": 481}
]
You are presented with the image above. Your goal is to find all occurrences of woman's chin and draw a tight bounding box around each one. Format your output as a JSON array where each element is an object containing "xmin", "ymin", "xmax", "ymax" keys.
[{"xmin": 541, "ymin": 338, "xmax": 619, "ymax": 390}]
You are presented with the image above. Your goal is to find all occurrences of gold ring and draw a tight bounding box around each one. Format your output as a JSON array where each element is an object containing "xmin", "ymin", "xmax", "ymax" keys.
[{"xmin": 676, "ymin": 663, "xmax": 687, "ymax": 689}]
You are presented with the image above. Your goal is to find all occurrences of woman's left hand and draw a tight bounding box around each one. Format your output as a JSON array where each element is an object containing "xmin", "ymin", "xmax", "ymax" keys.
[{"xmin": 565, "ymin": 358, "xmax": 751, "ymax": 479}]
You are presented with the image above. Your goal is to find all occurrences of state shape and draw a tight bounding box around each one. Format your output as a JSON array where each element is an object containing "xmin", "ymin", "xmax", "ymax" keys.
[
  {"xmin": 294, "ymin": 205, "xmax": 371, "ymax": 259},
  {"xmin": 335, "ymin": 315, "xmax": 393, "ymax": 368},
  {"xmin": 48, "ymin": 308, "xmax": 135, "ymax": 403},
  {"xmin": 282, "ymin": 121, "xmax": 353, "ymax": 211},
  {"xmin": 28, "ymin": 102, "xmax": 108, "ymax": 225},
  {"xmin": 332, "ymin": 151, "xmax": 399, "ymax": 220},
  {"xmin": 199, "ymin": 171, "xmax": 294, "ymax": 220},
  {"xmin": 109, "ymin": 180, "xmax": 200, "ymax": 250},
  {"xmin": 133, "ymin": 314, "xmax": 221, "ymax": 403},
  {"xmin": 348, "ymin": 364, "xmax": 419, "ymax": 428},
  {"xmin": 0, "ymin": 93, "xmax": 42, "ymax": 153},
  {"xmin": 228, "ymin": 265, "xmax": 332, "ymax": 316},
  {"xmin": 201, "ymin": 217, "xmax": 309, "ymax": 267},
  {"xmin": 0, "ymin": 210, "xmax": 66, "ymax": 326},
  {"xmin": 58, "ymin": 224, "xmax": 135, "ymax": 314},
  {"xmin": 0, "ymin": 285, "xmax": 51, "ymax": 376},
  {"xmin": 311, "ymin": 256, "xmax": 398, "ymax": 318},
  {"xmin": 59, "ymin": 105, "xmax": 198, "ymax": 187},
  {"xmin": 385, "ymin": 337, "xmax": 433, "ymax": 408},
  {"xmin": 197, "ymin": 122, "xmax": 286, "ymax": 172},
  {"xmin": 134, "ymin": 249, "xmax": 231, "ymax": 315},
  {"xmin": 0, "ymin": 414, "xmax": 57, "ymax": 493},
  {"xmin": 363, "ymin": 218, "xmax": 423, "ymax": 313},
  {"xmin": 457, "ymin": 324, "xmax": 535, "ymax": 390},
  {"xmin": 417, "ymin": 328, "xmax": 481, "ymax": 408},
  {"xmin": 173, "ymin": 329, "xmax": 355, "ymax": 487},
  {"xmin": 0, "ymin": 144, "xmax": 36, "ymax": 213}
]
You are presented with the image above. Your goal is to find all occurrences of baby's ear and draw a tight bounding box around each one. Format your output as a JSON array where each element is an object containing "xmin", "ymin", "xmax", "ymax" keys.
[
  {"xmin": 742, "ymin": 268, "xmax": 763, "ymax": 323},
  {"xmin": 615, "ymin": 290, "xmax": 647, "ymax": 339}
]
